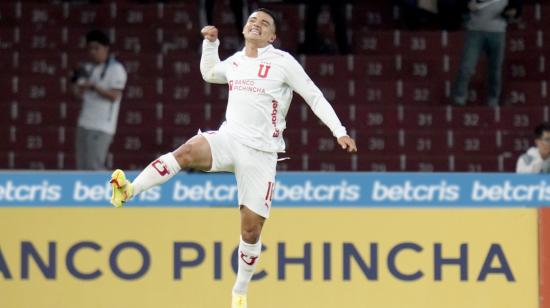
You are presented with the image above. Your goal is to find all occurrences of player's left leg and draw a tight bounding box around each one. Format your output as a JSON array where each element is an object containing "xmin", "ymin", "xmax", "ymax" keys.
[
  {"xmin": 231, "ymin": 145, "xmax": 276, "ymax": 308},
  {"xmin": 232, "ymin": 206, "xmax": 265, "ymax": 308}
]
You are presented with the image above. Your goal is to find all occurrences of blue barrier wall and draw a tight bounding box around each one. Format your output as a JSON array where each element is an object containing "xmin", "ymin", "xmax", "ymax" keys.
[{"xmin": 0, "ymin": 171, "xmax": 549, "ymax": 207}]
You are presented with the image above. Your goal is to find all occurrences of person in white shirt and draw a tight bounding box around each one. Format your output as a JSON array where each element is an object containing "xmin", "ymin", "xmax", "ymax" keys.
[
  {"xmin": 73, "ymin": 30, "xmax": 127, "ymax": 170},
  {"xmin": 516, "ymin": 123, "xmax": 550, "ymax": 173},
  {"xmin": 109, "ymin": 8, "xmax": 357, "ymax": 308}
]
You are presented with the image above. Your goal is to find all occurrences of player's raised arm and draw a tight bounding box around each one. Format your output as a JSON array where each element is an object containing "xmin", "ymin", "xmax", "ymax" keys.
[
  {"xmin": 283, "ymin": 56, "xmax": 357, "ymax": 152},
  {"xmin": 200, "ymin": 25, "xmax": 227, "ymax": 84}
]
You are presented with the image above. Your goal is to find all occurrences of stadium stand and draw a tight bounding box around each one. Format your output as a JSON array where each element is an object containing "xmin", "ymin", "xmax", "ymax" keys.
[{"xmin": 1, "ymin": 0, "xmax": 548, "ymax": 172}]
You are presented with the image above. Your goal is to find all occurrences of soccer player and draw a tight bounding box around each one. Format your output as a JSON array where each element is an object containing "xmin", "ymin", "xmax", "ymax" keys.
[{"xmin": 109, "ymin": 8, "xmax": 357, "ymax": 308}]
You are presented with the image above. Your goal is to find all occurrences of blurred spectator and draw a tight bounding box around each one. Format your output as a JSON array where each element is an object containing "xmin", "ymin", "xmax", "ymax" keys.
[
  {"xmin": 452, "ymin": 0, "xmax": 522, "ymax": 107},
  {"xmin": 516, "ymin": 123, "xmax": 550, "ymax": 173},
  {"xmin": 299, "ymin": 0, "xmax": 350, "ymax": 55},
  {"xmin": 71, "ymin": 30, "xmax": 127, "ymax": 170}
]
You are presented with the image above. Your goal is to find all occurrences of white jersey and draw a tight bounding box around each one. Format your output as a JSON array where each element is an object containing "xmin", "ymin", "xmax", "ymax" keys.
[
  {"xmin": 78, "ymin": 58, "xmax": 127, "ymax": 135},
  {"xmin": 200, "ymin": 39, "xmax": 347, "ymax": 153},
  {"xmin": 516, "ymin": 147, "xmax": 550, "ymax": 173}
]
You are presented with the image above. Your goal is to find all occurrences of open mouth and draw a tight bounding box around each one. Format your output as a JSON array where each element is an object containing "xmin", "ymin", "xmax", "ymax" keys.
[{"xmin": 250, "ymin": 27, "xmax": 261, "ymax": 35}]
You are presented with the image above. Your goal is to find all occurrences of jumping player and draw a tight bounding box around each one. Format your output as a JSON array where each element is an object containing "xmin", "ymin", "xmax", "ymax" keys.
[{"xmin": 109, "ymin": 8, "xmax": 357, "ymax": 308}]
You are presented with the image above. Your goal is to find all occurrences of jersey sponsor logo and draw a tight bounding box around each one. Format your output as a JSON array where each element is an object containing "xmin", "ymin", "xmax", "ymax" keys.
[
  {"xmin": 258, "ymin": 64, "xmax": 271, "ymax": 78},
  {"xmin": 240, "ymin": 251, "xmax": 259, "ymax": 266},
  {"xmin": 152, "ymin": 159, "xmax": 170, "ymax": 176},
  {"xmin": 228, "ymin": 79, "xmax": 266, "ymax": 93},
  {"xmin": 271, "ymin": 100, "xmax": 280, "ymax": 137}
]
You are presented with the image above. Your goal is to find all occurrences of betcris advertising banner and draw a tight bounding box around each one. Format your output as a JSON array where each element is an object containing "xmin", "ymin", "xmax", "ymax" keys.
[
  {"xmin": 0, "ymin": 208, "xmax": 538, "ymax": 308},
  {"xmin": 1, "ymin": 171, "xmax": 550, "ymax": 207}
]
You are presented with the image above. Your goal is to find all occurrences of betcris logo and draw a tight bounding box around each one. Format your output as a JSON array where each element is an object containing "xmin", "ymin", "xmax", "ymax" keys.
[
  {"xmin": 1, "ymin": 172, "xmax": 550, "ymax": 207},
  {"xmin": 0, "ymin": 240, "xmax": 514, "ymax": 283}
]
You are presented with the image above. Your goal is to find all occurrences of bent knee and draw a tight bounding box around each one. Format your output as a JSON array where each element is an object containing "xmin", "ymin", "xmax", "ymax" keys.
[
  {"xmin": 173, "ymin": 143, "xmax": 193, "ymax": 168},
  {"xmin": 241, "ymin": 228, "xmax": 261, "ymax": 244}
]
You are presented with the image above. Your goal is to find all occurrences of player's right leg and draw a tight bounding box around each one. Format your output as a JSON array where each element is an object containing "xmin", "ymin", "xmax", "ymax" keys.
[{"xmin": 110, "ymin": 134, "xmax": 212, "ymax": 207}]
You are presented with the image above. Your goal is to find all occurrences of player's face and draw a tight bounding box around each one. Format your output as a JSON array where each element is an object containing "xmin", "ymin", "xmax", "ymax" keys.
[
  {"xmin": 87, "ymin": 42, "xmax": 109, "ymax": 64},
  {"xmin": 536, "ymin": 131, "xmax": 550, "ymax": 157},
  {"xmin": 243, "ymin": 11, "xmax": 276, "ymax": 45}
]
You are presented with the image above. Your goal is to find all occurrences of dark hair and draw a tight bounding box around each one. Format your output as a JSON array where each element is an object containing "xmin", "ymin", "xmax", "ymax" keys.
[
  {"xmin": 252, "ymin": 8, "xmax": 278, "ymax": 33},
  {"xmin": 535, "ymin": 123, "xmax": 550, "ymax": 139},
  {"xmin": 86, "ymin": 29, "xmax": 110, "ymax": 46}
]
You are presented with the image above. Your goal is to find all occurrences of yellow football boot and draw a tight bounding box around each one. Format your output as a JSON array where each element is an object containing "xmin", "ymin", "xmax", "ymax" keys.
[
  {"xmin": 231, "ymin": 293, "xmax": 247, "ymax": 308},
  {"xmin": 109, "ymin": 169, "xmax": 134, "ymax": 208}
]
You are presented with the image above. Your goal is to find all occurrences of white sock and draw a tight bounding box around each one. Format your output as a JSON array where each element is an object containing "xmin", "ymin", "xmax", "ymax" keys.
[
  {"xmin": 232, "ymin": 237, "xmax": 262, "ymax": 295},
  {"xmin": 132, "ymin": 153, "xmax": 181, "ymax": 196}
]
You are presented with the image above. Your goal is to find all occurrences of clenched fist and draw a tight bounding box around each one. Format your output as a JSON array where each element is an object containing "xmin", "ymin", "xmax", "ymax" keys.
[{"xmin": 201, "ymin": 25, "xmax": 218, "ymax": 42}]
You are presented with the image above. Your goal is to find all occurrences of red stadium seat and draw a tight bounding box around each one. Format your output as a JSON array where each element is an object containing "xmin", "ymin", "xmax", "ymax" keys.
[
  {"xmin": 118, "ymin": 52, "xmax": 161, "ymax": 76},
  {"xmin": 355, "ymin": 130, "xmax": 399, "ymax": 154},
  {"xmin": 113, "ymin": 3, "xmax": 160, "ymax": 26},
  {"xmin": 19, "ymin": 3, "xmax": 65, "ymax": 26},
  {"xmin": 15, "ymin": 52, "xmax": 64, "ymax": 76},
  {"xmin": 0, "ymin": 28, "xmax": 17, "ymax": 49},
  {"xmin": 161, "ymin": 53, "xmax": 201, "ymax": 78},
  {"xmin": 13, "ymin": 152, "xmax": 65, "ymax": 170},
  {"xmin": 161, "ymin": 104, "xmax": 224, "ymax": 131},
  {"xmin": 159, "ymin": 2, "xmax": 199, "ymax": 26},
  {"xmin": 397, "ymin": 31, "xmax": 444, "ymax": 54},
  {"xmin": 448, "ymin": 106, "xmax": 496, "ymax": 130},
  {"xmin": 66, "ymin": 3, "xmax": 113, "ymax": 27},
  {"xmin": 160, "ymin": 79, "xmax": 209, "ymax": 103},
  {"xmin": 312, "ymin": 78, "xmax": 355, "ymax": 102},
  {"xmin": 352, "ymin": 30, "xmax": 397, "ymax": 54},
  {"xmin": 110, "ymin": 152, "xmax": 158, "ymax": 171},
  {"xmin": 353, "ymin": 55, "xmax": 399, "ymax": 81},
  {"xmin": 398, "ymin": 55, "xmax": 445, "ymax": 80},
  {"xmin": 498, "ymin": 130, "xmax": 532, "ymax": 157},
  {"xmin": 355, "ymin": 81, "xmax": 398, "ymax": 104},
  {"xmin": 402, "ymin": 131, "xmax": 450, "ymax": 154},
  {"xmin": 496, "ymin": 106, "xmax": 547, "ymax": 130},
  {"xmin": 351, "ymin": 2, "xmax": 398, "ymax": 29},
  {"xmin": 504, "ymin": 54, "xmax": 547, "ymax": 81},
  {"xmin": 10, "ymin": 126, "xmax": 68, "ymax": 152},
  {"xmin": 399, "ymin": 106, "xmax": 449, "ymax": 129},
  {"xmin": 112, "ymin": 27, "xmax": 159, "ymax": 53},
  {"xmin": 450, "ymin": 155, "xmax": 499, "ymax": 172},
  {"xmin": 0, "ymin": 151, "xmax": 11, "ymax": 169},
  {"xmin": 10, "ymin": 102, "xmax": 70, "ymax": 126},
  {"xmin": 118, "ymin": 104, "xmax": 161, "ymax": 127},
  {"xmin": 451, "ymin": 131, "xmax": 499, "ymax": 155},
  {"xmin": 355, "ymin": 105, "xmax": 399, "ymax": 130},
  {"xmin": 399, "ymin": 80, "xmax": 445, "ymax": 105},
  {"xmin": 301, "ymin": 153, "xmax": 354, "ymax": 171},
  {"xmin": 15, "ymin": 77, "xmax": 65, "ymax": 101},
  {"xmin": 404, "ymin": 155, "xmax": 449, "ymax": 172},
  {"xmin": 111, "ymin": 128, "xmax": 161, "ymax": 152},
  {"xmin": 16, "ymin": 27, "xmax": 65, "ymax": 51},
  {"xmin": 124, "ymin": 79, "xmax": 160, "ymax": 102},
  {"xmin": 0, "ymin": 77, "xmax": 16, "ymax": 96},
  {"xmin": 302, "ymin": 55, "xmax": 354, "ymax": 79},
  {"xmin": 507, "ymin": 30, "xmax": 544, "ymax": 55},
  {"xmin": 356, "ymin": 154, "xmax": 401, "ymax": 171},
  {"xmin": 0, "ymin": 2, "xmax": 19, "ymax": 26},
  {"xmin": 502, "ymin": 81, "xmax": 548, "ymax": 105},
  {"xmin": 159, "ymin": 29, "xmax": 201, "ymax": 54}
]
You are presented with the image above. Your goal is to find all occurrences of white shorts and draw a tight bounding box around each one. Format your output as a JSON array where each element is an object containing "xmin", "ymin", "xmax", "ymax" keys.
[{"xmin": 199, "ymin": 129, "xmax": 277, "ymax": 218}]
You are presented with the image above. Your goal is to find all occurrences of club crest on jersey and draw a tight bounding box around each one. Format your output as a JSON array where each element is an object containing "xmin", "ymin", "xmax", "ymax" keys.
[{"xmin": 258, "ymin": 63, "xmax": 271, "ymax": 78}]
